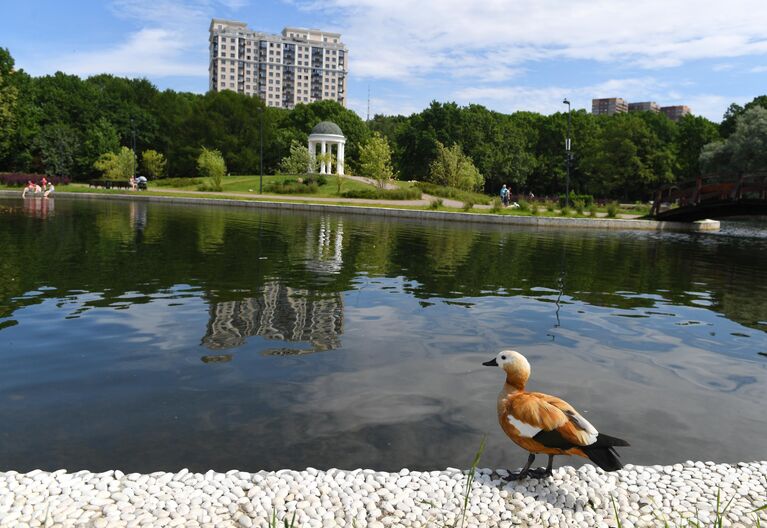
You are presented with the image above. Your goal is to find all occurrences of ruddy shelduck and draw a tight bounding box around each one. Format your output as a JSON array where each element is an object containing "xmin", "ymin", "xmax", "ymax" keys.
[{"xmin": 483, "ymin": 350, "xmax": 629, "ymax": 479}]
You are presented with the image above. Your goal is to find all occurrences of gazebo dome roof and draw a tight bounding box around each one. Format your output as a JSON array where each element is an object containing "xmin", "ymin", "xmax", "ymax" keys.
[{"xmin": 310, "ymin": 121, "xmax": 344, "ymax": 136}]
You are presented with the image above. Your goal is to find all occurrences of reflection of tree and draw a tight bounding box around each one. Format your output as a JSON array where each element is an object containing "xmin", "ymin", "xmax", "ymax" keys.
[{"xmin": 202, "ymin": 281, "xmax": 343, "ymax": 352}]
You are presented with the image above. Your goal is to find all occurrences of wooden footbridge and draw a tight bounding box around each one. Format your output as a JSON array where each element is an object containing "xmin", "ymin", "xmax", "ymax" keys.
[{"xmin": 652, "ymin": 173, "xmax": 767, "ymax": 222}]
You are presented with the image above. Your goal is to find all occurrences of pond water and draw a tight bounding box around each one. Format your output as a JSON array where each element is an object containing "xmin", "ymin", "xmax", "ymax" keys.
[{"xmin": 1, "ymin": 197, "xmax": 766, "ymax": 474}]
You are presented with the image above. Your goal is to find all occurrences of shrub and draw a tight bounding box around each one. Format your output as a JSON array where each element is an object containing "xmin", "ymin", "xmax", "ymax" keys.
[
  {"xmin": 558, "ymin": 192, "xmax": 594, "ymax": 208},
  {"xmin": 573, "ymin": 199, "xmax": 585, "ymax": 215},
  {"xmin": 606, "ymin": 201, "xmax": 619, "ymax": 218},
  {"xmin": 197, "ymin": 147, "xmax": 226, "ymax": 192},
  {"xmin": 531, "ymin": 204, "xmax": 540, "ymax": 216},
  {"xmin": 153, "ymin": 177, "xmax": 202, "ymax": 187},
  {"xmin": 428, "ymin": 198, "xmax": 443, "ymax": 210},
  {"xmin": 341, "ymin": 187, "xmax": 422, "ymax": 200},
  {"xmin": 265, "ymin": 181, "xmax": 319, "ymax": 194},
  {"xmin": 462, "ymin": 200, "xmax": 474, "ymax": 211},
  {"xmin": 518, "ymin": 199, "xmax": 530, "ymax": 212},
  {"xmin": 561, "ymin": 206, "xmax": 572, "ymax": 216},
  {"xmin": 546, "ymin": 201, "xmax": 556, "ymax": 212},
  {"xmin": 588, "ymin": 203, "xmax": 599, "ymax": 217},
  {"xmin": 0, "ymin": 173, "xmax": 69, "ymax": 186},
  {"xmin": 490, "ymin": 197, "xmax": 502, "ymax": 213}
]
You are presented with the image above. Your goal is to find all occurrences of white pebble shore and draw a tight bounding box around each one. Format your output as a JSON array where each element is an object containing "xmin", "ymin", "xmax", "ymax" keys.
[{"xmin": 0, "ymin": 461, "xmax": 765, "ymax": 528}]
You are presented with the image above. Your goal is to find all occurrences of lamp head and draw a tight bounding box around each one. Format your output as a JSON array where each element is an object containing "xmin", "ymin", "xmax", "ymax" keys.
[{"xmin": 563, "ymin": 98, "xmax": 570, "ymax": 106}]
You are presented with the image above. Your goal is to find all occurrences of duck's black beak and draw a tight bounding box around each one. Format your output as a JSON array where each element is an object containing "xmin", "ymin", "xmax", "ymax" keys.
[{"xmin": 482, "ymin": 358, "xmax": 498, "ymax": 367}]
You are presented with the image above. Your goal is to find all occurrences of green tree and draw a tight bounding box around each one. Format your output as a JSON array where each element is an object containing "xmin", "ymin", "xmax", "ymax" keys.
[
  {"xmin": 197, "ymin": 147, "xmax": 226, "ymax": 191},
  {"xmin": 94, "ymin": 146, "xmax": 136, "ymax": 180},
  {"xmin": 279, "ymin": 139, "xmax": 314, "ymax": 174},
  {"xmin": 428, "ymin": 141, "xmax": 484, "ymax": 191},
  {"xmin": 141, "ymin": 149, "xmax": 166, "ymax": 179},
  {"xmin": 675, "ymin": 115, "xmax": 719, "ymax": 180},
  {"xmin": 79, "ymin": 118, "xmax": 120, "ymax": 178},
  {"xmin": 0, "ymin": 48, "xmax": 19, "ymax": 164},
  {"xmin": 700, "ymin": 106, "xmax": 767, "ymax": 178},
  {"xmin": 359, "ymin": 132, "xmax": 395, "ymax": 188},
  {"xmin": 720, "ymin": 95, "xmax": 767, "ymax": 137},
  {"xmin": 35, "ymin": 123, "xmax": 80, "ymax": 177},
  {"xmin": 579, "ymin": 113, "xmax": 674, "ymax": 199}
]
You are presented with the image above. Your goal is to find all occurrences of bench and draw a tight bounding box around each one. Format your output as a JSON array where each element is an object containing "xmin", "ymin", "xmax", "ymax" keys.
[{"xmin": 89, "ymin": 179, "xmax": 132, "ymax": 190}]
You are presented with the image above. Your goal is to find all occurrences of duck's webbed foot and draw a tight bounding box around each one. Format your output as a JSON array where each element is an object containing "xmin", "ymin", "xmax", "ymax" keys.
[
  {"xmin": 527, "ymin": 467, "xmax": 552, "ymax": 478},
  {"xmin": 527, "ymin": 455, "xmax": 555, "ymax": 479},
  {"xmin": 501, "ymin": 453, "xmax": 536, "ymax": 481}
]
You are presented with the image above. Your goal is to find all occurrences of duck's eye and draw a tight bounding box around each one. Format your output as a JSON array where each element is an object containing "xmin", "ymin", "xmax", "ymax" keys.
[{"xmin": 501, "ymin": 355, "xmax": 506, "ymax": 360}]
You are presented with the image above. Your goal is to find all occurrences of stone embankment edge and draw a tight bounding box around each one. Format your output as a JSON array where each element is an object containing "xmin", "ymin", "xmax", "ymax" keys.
[{"xmin": 2, "ymin": 190, "xmax": 720, "ymax": 232}]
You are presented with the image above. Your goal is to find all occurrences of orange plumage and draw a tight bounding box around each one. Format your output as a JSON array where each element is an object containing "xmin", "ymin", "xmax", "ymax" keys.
[{"xmin": 484, "ymin": 350, "xmax": 629, "ymax": 478}]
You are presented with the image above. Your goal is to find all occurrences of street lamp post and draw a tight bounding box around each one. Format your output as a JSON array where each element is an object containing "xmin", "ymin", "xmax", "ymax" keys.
[
  {"xmin": 258, "ymin": 107, "xmax": 264, "ymax": 194},
  {"xmin": 562, "ymin": 99, "xmax": 571, "ymax": 208},
  {"xmin": 130, "ymin": 117, "xmax": 137, "ymax": 178}
]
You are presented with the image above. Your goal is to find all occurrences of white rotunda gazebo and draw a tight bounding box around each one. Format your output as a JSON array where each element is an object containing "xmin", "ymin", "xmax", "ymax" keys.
[{"xmin": 308, "ymin": 121, "xmax": 346, "ymax": 175}]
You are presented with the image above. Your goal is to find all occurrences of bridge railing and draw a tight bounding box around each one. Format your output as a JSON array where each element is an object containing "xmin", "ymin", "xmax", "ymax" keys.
[{"xmin": 651, "ymin": 173, "xmax": 767, "ymax": 217}]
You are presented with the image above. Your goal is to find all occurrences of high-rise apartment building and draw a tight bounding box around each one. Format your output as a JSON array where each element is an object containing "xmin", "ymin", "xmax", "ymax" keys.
[
  {"xmin": 660, "ymin": 105, "xmax": 691, "ymax": 121},
  {"xmin": 593, "ymin": 98, "xmax": 691, "ymax": 120},
  {"xmin": 628, "ymin": 101, "xmax": 660, "ymax": 113},
  {"xmin": 209, "ymin": 19, "xmax": 348, "ymax": 109},
  {"xmin": 592, "ymin": 98, "xmax": 629, "ymax": 116}
]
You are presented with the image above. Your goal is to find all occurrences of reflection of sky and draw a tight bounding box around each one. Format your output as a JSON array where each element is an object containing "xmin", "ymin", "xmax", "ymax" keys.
[{"xmin": 1, "ymin": 199, "xmax": 767, "ymax": 473}]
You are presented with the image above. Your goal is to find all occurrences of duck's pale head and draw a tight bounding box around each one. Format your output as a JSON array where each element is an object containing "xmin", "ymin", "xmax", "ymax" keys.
[{"xmin": 483, "ymin": 350, "xmax": 530, "ymax": 389}]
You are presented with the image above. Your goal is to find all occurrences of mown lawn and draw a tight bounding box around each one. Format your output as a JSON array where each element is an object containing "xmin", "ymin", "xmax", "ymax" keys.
[{"xmin": 156, "ymin": 174, "xmax": 376, "ymax": 198}]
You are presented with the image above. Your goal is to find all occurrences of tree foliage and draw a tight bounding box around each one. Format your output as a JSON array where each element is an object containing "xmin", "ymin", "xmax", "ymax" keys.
[
  {"xmin": 700, "ymin": 106, "xmax": 767, "ymax": 177},
  {"xmin": 279, "ymin": 139, "xmax": 314, "ymax": 174},
  {"xmin": 94, "ymin": 146, "xmax": 136, "ymax": 180},
  {"xmin": 141, "ymin": 149, "xmax": 166, "ymax": 179},
  {"xmin": 197, "ymin": 147, "xmax": 226, "ymax": 191},
  {"xmin": 428, "ymin": 141, "xmax": 484, "ymax": 191},
  {"xmin": 1, "ymin": 48, "xmax": 763, "ymax": 200},
  {"xmin": 359, "ymin": 132, "xmax": 395, "ymax": 188}
]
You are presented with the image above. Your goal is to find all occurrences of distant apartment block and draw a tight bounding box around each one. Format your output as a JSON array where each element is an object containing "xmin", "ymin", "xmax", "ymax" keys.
[
  {"xmin": 628, "ymin": 101, "xmax": 660, "ymax": 113},
  {"xmin": 660, "ymin": 105, "xmax": 691, "ymax": 121},
  {"xmin": 593, "ymin": 98, "xmax": 691, "ymax": 120},
  {"xmin": 592, "ymin": 98, "xmax": 629, "ymax": 116},
  {"xmin": 209, "ymin": 19, "xmax": 348, "ymax": 109}
]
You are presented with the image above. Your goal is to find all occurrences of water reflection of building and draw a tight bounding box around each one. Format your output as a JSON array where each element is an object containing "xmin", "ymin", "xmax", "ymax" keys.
[{"xmin": 202, "ymin": 282, "xmax": 343, "ymax": 352}]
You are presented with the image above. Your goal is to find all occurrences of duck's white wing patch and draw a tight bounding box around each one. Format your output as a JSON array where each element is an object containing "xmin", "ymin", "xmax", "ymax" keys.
[
  {"xmin": 507, "ymin": 414, "xmax": 542, "ymax": 437},
  {"xmin": 567, "ymin": 411, "xmax": 599, "ymax": 445}
]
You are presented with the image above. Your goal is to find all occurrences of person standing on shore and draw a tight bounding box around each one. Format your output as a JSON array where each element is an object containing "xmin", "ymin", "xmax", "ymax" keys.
[{"xmin": 500, "ymin": 184, "xmax": 509, "ymax": 207}]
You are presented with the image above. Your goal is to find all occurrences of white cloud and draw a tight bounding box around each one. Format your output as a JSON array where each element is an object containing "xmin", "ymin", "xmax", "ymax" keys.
[
  {"xmin": 50, "ymin": 28, "xmax": 203, "ymax": 77},
  {"xmin": 40, "ymin": 0, "xmax": 246, "ymax": 79},
  {"xmin": 295, "ymin": 0, "xmax": 767, "ymax": 81}
]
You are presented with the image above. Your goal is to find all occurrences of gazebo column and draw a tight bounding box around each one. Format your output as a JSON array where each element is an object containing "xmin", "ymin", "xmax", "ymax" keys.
[
  {"xmin": 320, "ymin": 142, "xmax": 327, "ymax": 174},
  {"xmin": 337, "ymin": 142, "xmax": 345, "ymax": 175},
  {"xmin": 327, "ymin": 144, "xmax": 333, "ymax": 174},
  {"xmin": 307, "ymin": 140, "xmax": 316, "ymax": 173}
]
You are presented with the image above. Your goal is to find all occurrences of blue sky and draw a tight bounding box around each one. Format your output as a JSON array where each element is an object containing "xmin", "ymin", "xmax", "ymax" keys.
[{"xmin": 4, "ymin": 0, "xmax": 767, "ymax": 122}]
